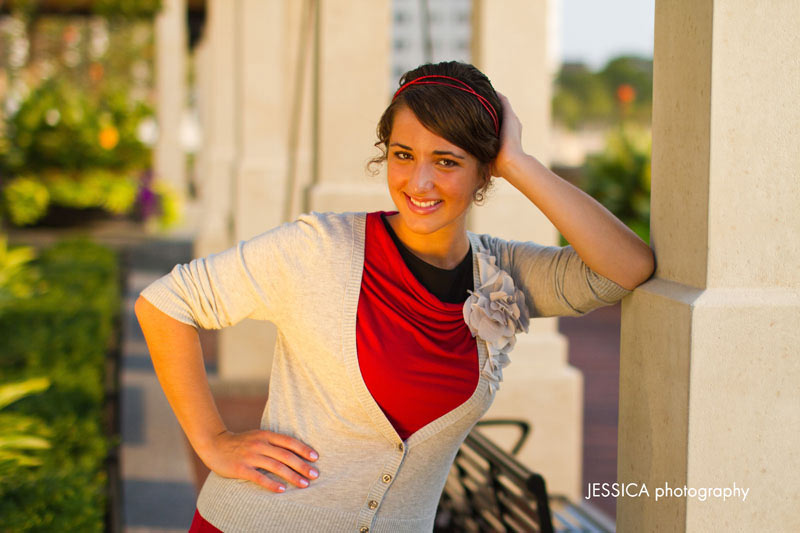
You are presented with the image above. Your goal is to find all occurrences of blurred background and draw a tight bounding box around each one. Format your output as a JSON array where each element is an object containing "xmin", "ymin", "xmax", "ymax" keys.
[{"xmin": 0, "ymin": 0, "xmax": 653, "ymax": 530}]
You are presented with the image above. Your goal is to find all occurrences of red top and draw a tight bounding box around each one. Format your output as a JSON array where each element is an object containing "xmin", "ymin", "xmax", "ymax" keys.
[
  {"xmin": 189, "ymin": 509, "xmax": 223, "ymax": 532},
  {"xmin": 356, "ymin": 211, "xmax": 479, "ymax": 440}
]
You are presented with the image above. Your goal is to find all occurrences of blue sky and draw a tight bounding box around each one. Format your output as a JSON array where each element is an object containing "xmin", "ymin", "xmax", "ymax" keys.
[{"xmin": 557, "ymin": 0, "xmax": 655, "ymax": 69}]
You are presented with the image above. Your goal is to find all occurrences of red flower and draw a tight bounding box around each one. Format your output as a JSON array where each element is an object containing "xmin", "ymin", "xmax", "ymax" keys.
[
  {"xmin": 63, "ymin": 25, "xmax": 79, "ymax": 45},
  {"xmin": 616, "ymin": 84, "xmax": 636, "ymax": 104},
  {"xmin": 89, "ymin": 63, "xmax": 104, "ymax": 83}
]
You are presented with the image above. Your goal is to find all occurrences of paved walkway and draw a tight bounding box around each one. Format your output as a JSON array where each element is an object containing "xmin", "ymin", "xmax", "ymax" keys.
[
  {"xmin": 121, "ymin": 266, "xmax": 198, "ymax": 533},
  {"xmin": 117, "ymin": 234, "xmax": 205, "ymax": 533}
]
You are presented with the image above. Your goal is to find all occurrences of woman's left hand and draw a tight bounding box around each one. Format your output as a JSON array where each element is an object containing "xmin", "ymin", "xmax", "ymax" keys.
[{"xmin": 490, "ymin": 92, "xmax": 529, "ymax": 181}]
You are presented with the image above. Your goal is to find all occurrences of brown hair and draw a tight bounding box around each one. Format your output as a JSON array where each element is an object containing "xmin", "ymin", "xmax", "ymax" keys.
[{"xmin": 368, "ymin": 61, "xmax": 502, "ymax": 204}]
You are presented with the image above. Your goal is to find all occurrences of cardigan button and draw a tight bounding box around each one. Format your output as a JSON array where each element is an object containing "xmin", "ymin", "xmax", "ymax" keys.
[
  {"xmin": 359, "ymin": 527, "xmax": 369, "ymax": 533},
  {"xmin": 382, "ymin": 474, "xmax": 392, "ymax": 483},
  {"xmin": 398, "ymin": 442, "xmax": 404, "ymax": 451},
  {"xmin": 368, "ymin": 500, "xmax": 378, "ymax": 510}
]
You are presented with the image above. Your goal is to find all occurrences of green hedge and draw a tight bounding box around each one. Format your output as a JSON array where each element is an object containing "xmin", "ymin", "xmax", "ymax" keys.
[{"xmin": 0, "ymin": 238, "xmax": 120, "ymax": 532}]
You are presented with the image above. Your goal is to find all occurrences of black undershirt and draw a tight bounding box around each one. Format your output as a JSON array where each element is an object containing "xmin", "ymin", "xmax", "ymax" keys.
[{"xmin": 380, "ymin": 213, "xmax": 474, "ymax": 304}]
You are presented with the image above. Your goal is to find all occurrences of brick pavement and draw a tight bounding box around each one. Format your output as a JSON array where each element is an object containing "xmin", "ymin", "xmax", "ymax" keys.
[{"xmin": 560, "ymin": 303, "xmax": 623, "ymax": 521}]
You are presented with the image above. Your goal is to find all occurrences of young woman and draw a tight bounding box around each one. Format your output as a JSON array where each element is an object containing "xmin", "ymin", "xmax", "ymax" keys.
[{"xmin": 135, "ymin": 61, "xmax": 654, "ymax": 532}]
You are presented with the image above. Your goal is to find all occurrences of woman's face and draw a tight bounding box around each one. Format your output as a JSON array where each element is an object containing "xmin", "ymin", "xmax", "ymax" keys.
[{"xmin": 386, "ymin": 106, "xmax": 483, "ymax": 245}]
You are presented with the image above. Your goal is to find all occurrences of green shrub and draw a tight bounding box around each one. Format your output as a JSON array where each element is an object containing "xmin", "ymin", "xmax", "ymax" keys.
[
  {"xmin": 0, "ymin": 236, "xmax": 41, "ymax": 304},
  {"xmin": 0, "ymin": 76, "xmax": 180, "ymax": 229},
  {"xmin": 0, "ymin": 377, "xmax": 52, "ymax": 472},
  {"xmin": 582, "ymin": 125, "xmax": 651, "ymax": 243},
  {"xmin": 3, "ymin": 0, "xmax": 162, "ymax": 18},
  {"xmin": 92, "ymin": 0, "xmax": 163, "ymax": 18},
  {"xmin": 1, "ymin": 78, "xmax": 151, "ymax": 175},
  {"xmin": 2, "ymin": 177, "xmax": 50, "ymax": 227},
  {"xmin": 0, "ymin": 77, "xmax": 149, "ymax": 226},
  {"xmin": 0, "ymin": 237, "xmax": 119, "ymax": 532},
  {"xmin": 44, "ymin": 170, "xmax": 138, "ymax": 214}
]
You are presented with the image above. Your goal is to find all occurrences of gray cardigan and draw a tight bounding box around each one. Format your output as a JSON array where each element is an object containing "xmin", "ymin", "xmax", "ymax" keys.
[{"xmin": 139, "ymin": 211, "xmax": 630, "ymax": 532}]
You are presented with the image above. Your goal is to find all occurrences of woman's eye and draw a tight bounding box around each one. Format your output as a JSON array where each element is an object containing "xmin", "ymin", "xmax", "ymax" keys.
[
  {"xmin": 393, "ymin": 151, "xmax": 412, "ymax": 160},
  {"xmin": 437, "ymin": 158, "xmax": 458, "ymax": 168}
]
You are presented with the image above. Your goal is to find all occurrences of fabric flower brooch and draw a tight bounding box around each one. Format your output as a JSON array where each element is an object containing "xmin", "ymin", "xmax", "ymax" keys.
[{"xmin": 462, "ymin": 249, "xmax": 530, "ymax": 393}]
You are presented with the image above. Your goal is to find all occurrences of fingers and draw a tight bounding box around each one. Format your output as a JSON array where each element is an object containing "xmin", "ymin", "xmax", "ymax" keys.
[
  {"xmin": 250, "ymin": 454, "xmax": 313, "ymax": 490},
  {"xmin": 242, "ymin": 465, "xmax": 288, "ymax": 493},
  {"xmin": 252, "ymin": 437, "xmax": 320, "ymax": 487},
  {"xmin": 495, "ymin": 92, "xmax": 520, "ymax": 128},
  {"xmin": 263, "ymin": 430, "xmax": 319, "ymax": 463}
]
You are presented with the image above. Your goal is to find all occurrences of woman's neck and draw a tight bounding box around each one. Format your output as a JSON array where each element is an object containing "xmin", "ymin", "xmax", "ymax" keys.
[{"xmin": 385, "ymin": 213, "xmax": 471, "ymax": 270}]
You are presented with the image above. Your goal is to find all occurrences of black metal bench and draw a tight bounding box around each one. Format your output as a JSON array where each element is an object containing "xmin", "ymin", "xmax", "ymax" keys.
[{"xmin": 435, "ymin": 420, "xmax": 615, "ymax": 533}]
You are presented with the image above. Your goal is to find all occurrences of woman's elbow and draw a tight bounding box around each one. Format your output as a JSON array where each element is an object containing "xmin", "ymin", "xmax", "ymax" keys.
[{"xmin": 622, "ymin": 245, "xmax": 656, "ymax": 290}]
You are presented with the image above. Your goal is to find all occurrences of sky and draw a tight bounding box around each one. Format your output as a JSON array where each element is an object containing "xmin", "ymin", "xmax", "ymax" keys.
[{"xmin": 555, "ymin": 0, "xmax": 655, "ymax": 69}]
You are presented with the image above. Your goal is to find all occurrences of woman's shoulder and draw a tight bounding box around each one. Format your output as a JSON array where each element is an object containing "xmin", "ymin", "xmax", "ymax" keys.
[
  {"xmin": 249, "ymin": 211, "xmax": 367, "ymax": 247},
  {"xmin": 466, "ymin": 230, "xmax": 563, "ymax": 278},
  {"xmin": 296, "ymin": 210, "xmax": 371, "ymax": 229},
  {"xmin": 233, "ymin": 211, "xmax": 368, "ymax": 283},
  {"xmin": 466, "ymin": 230, "xmax": 550, "ymax": 256}
]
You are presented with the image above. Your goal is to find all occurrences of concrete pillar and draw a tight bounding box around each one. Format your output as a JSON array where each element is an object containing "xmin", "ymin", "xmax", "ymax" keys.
[
  {"xmin": 281, "ymin": 0, "xmax": 318, "ymax": 222},
  {"xmin": 194, "ymin": 0, "xmax": 237, "ymax": 259},
  {"xmin": 215, "ymin": 0, "xmax": 294, "ymax": 381},
  {"xmin": 233, "ymin": 0, "xmax": 291, "ymax": 242},
  {"xmin": 154, "ymin": 0, "xmax": 188, "ymax": 199},
  {"xmin": 618, "ymin": 1, "xmax": 800, "ymax": 530},
  {"xmin": 470, "ymin": 0, "xmax": 583, "ymax": 501},
  {"xmin": 307, "ymin": 0, "xmax": 394, "ymax": 213}
]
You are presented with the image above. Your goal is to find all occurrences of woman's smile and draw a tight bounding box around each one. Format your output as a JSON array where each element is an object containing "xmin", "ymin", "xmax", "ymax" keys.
[{"xmin": 405, "ymin": 193, "xmax": 443, "ymax": 212}]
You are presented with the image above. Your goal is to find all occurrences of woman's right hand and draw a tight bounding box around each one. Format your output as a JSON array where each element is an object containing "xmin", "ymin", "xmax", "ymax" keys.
[
  {"xmin": 199, "ymin": 429, "xmax": 320, "ymax": 493},
  {"xmin": 134, "ymin": 298, "xmax": 319, "ymax": 493}
]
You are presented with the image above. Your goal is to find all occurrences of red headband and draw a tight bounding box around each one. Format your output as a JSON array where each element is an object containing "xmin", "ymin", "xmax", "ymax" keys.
[{"xmin": 392, "ymin": 74, "xmax": 500, "ymax": 136}]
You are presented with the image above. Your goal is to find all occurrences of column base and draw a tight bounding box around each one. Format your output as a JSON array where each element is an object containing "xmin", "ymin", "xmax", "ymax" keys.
[
  {"xmin": 218, "ymin": 320, "xmax": 277, "ymax": 381},
  {"xmin": 618, "ymin": 279, "xmax": 800, "ymax": 531}
]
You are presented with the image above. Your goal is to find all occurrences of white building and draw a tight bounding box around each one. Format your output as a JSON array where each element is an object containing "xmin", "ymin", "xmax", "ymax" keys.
[{"xmin": 391, "ymin": 0, "xmax": 472, "ymax": 85}]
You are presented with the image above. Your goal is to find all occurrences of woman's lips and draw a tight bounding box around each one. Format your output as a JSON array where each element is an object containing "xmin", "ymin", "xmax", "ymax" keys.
[{"xmin": 404, "ymin": 193, "xmax": 443, "ymax": 214}]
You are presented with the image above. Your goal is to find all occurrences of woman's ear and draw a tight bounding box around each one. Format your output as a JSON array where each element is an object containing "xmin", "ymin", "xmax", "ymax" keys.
[{"xmin": 473, "ymin": 172, "xmax": 492, "ymax": 204}]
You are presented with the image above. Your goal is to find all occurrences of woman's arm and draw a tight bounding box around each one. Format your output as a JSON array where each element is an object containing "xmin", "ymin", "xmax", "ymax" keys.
[
  {"xmin": 491, "ymin": 94, "xmax": 655, "ymax": 291},
  {"xmin": 134, "ymin": 295, "xmax": 319, "ymax": 492}
]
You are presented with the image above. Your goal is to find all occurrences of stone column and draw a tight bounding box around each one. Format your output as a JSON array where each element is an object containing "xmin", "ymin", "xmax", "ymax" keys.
[
  {"xmin": 216, "ymin": 0, "xmax": 293, "ymax": 381},
  {"xmin": 307, "ymin": 0, "xmax": 394, "ymax": 213},
  {"xmin": 471, "ymin": 0, "xmax": 583, "ymax": 501},
  {"xmin": 194, "ymin": 0, "xmax": 238, "ymax": 259},
  {"xmin": 154, "ymin": 0, "xmax": 188, "ymax": 199},
  {"xmin": 617, "ymin": 1, "xmax": 800, "ymax": 530}
]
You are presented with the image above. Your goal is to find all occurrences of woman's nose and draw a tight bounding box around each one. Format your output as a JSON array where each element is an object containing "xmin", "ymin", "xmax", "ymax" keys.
[{"xmin": 409, "ymin": 163, "xmax": 435, "ymax": 194}]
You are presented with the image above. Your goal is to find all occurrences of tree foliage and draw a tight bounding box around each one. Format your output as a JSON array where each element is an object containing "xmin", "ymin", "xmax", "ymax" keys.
[
  {"xmin": 582, "ymin": 125, "xmax": 651, "ymax": 243},
  {"xmin": 553, "ymin": 55, "xmax": 653, "ymax": 129}
]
